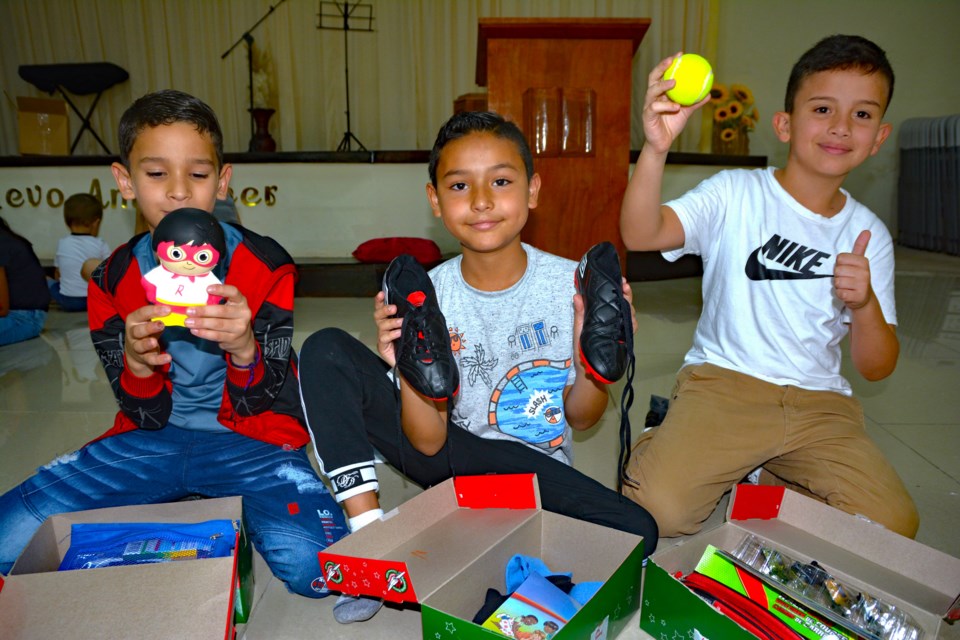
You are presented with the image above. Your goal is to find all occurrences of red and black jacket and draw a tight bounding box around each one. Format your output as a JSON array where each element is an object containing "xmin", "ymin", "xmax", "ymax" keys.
[{"xmin": 87, "ymin": 224, "xmax": 309, "ymax": 449}]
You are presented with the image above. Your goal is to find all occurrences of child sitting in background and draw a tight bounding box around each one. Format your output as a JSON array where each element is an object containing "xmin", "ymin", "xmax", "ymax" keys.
[
  {"xmin": 0, "ymin": 216, "xmax": 50, "ymax": 346},
  {"xmin": 48, "ymin": 193, "xmax": 111, "ymax": 311}
]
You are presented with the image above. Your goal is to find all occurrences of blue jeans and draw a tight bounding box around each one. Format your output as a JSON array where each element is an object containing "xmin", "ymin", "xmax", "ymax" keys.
[
  {"xmin": 0, "ymin": 427, "xmax": 347, "ymax": 597},
  {"xmin": 0, "ymin": 309, "xmax": 46, "ymax": 346},
  {"xmin": 48, "ymin": 280, "xmax": 88, "ymax": 312}
]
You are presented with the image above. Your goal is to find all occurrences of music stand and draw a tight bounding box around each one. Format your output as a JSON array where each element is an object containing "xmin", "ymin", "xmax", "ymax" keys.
[
  {"xmin": 318, "ymin": 1, "xmax": 374, "ymax": 152},
  {"xmin": 18, "ymin": 62, "xmax": 129, "ymax": 154}
]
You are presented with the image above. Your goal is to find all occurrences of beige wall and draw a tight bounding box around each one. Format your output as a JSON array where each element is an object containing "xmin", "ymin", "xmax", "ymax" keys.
[
  {"xmin": 708, "ymin": 0, "xmax": 960, "ymax": 230},
  {"xmin": 0, "ymin": 162, "xmax": 717, "ymax": 260}
]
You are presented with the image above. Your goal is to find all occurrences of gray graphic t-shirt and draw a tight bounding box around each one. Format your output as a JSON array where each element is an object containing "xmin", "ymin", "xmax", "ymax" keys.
[{"xmin": 430, "ymin": 244, "xmax": 578, "ymax": 464}]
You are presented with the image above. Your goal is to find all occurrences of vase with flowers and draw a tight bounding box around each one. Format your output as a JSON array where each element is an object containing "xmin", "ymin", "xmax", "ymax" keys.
[
  {"xmin": 249, "ymin": 44, "xmax": 278, "ymax": 152},
  {"xmin": 709, "ymin": 83, "xmax": 758, "ymax": 155}
]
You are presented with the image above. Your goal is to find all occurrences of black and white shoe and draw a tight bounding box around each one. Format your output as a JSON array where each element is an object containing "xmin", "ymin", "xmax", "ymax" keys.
[
  {"xmin": 382, "ymin": 254, "xmax": 459, "ymax": 401},
  {"xmin": 575, "ymin": 241, "xmax": 632, "ymax": 384},
  {"xmin": 576, "ymin": 242, "xmax": 637, "ymax": 493}
]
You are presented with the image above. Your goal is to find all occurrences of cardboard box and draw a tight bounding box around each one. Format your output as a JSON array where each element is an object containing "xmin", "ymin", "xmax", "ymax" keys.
[
  {"xmin": 318, "ymin": 474, "xmax": 645, "ymax": 639},
  {"xmin": 643, "ymin": 485, "xmax": 960, "ymax": 639},
  {"xmin": 0, "ymin": 496, "xmax": 252, "ymax": 640},
  {"xmin": 17, "ymin": 96, "xmax": 70, "ymax": 155}
]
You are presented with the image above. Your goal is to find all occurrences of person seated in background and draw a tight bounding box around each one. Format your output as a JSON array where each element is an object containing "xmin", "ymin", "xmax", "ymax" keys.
[
  {"xmin": 47, "ymin": 193, "xmax": 112, "ymax": 312},
  {"xmin": 0, "ymin": 216, "xmax": 51, "ymax": 346}
]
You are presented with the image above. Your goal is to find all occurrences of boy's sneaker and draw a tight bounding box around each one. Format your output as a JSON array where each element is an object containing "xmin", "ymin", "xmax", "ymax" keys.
[
  {"xmin": 382, "ymin": 254, "xmax": 459, "ymax": 401},
  {"xmin": 576, "ymin": 242, "xmax": 637, "ymax": 494},
  {"xmin": 575, "ymin": 241, "xmax": 632, "ymax": 384}
]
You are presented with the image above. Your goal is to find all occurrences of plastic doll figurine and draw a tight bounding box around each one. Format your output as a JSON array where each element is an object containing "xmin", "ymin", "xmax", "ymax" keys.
[{"xmin": 141, "ymin": 208, "xmax": 225, "ymax": 326}]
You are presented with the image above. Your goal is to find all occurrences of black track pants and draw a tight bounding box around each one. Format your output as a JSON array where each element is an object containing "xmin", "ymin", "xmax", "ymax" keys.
[{"xmin": 298, "ymin": 327, "xmax": 658, "ymax": 555}]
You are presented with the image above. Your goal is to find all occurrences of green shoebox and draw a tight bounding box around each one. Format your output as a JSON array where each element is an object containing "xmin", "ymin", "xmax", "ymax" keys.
[
  {"xmin": 642, "ymin": 485, "xmax": 960, "ymax": 640},
  {"xmin": 318, "ymin": 474, "xmax": 645, "ymax": 639}
]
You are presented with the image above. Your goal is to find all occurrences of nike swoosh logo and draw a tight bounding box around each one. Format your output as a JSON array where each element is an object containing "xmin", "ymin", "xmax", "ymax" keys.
[{"xmin": 744, "ymin": 248, "xmax": 833, "ymax": 281}]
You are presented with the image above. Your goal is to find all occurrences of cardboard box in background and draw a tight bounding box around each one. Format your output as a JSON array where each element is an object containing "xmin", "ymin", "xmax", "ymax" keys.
[
  {"xmin": 318, "ymin": 474, "xmax": 646, "ymax": 640},
  {"xmin": 0, "ymin": 496, "xmax": 252, "ymax": 640},
  {"xmin": 17, "ymin": 96, "xmax": 70, "ymax": 155},
  {"xmin": 644, "ymin": 485, "xmax": 960, "ymax": 640}
]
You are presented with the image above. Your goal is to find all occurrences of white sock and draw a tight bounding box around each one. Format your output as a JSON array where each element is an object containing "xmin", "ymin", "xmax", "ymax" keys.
[{"xmin": 349, "ymin": 508, "xmax": 383, "ymax": 533}]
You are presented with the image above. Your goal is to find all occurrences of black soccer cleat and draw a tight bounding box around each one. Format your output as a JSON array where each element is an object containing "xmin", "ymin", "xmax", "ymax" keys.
[
  {"xmin": 382, "ymin": 254, "xmax": 459, "ymax": 401},
  {"xmin": 575, "ymin": 241, "xmax": 633, "ymax": 384}
]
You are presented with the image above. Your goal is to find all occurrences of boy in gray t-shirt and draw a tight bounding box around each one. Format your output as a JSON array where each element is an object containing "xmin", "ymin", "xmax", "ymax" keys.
[
  {"xmin": 298, "ymin": 112, "xmax": 658, "ymax": 623},
  {"xmin": 431, "ymin": 243, "xmax": 578, "ymax": 465}
]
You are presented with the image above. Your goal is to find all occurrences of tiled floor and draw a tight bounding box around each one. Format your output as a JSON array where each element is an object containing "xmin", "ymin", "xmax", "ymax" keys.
[{"xmin": 1, "ymin": 246, "xmax": 957, "ymax": 639}]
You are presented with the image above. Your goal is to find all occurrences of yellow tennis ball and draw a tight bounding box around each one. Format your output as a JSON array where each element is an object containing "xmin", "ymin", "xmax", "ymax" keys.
[{"xmin": 663, "ymin": 54, "xmax": 714, "ymax": 106}]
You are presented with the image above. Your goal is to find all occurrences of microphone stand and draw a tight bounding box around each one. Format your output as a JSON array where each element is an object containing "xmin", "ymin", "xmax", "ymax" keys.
[{"xmin": 221, "ymin": 0, "xmax": 287, "ymax": 149}]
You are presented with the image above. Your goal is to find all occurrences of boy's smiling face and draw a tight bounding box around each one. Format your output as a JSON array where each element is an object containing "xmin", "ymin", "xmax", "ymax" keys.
[
  {"xmin": 111, "ymin": 122, "xmax": 231, "ymax": 232},
  {"xmin": 774, "ymin": 68, "xmax": 892, "ymax": 181},
  {"xmin": 426, "ymin": 131, "xmax": 540, "ymax": 256}
]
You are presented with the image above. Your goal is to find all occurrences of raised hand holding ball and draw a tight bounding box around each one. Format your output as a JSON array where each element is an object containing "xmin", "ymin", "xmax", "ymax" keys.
[{"xmin": 662, "ymin": 53, "xmax": 714, "ymax": 106}]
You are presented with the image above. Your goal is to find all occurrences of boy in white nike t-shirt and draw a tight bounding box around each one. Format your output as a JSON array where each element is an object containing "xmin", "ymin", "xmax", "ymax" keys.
[{"xmin": 619, "ymin": 35, "xmax": 917, "ymax": 538}]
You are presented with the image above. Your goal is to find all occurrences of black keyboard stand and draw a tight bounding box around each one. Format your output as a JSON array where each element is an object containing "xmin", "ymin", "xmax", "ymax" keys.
[{"xmin": 18, "ymin": 63, "xmax": 129, "ymax": 155}]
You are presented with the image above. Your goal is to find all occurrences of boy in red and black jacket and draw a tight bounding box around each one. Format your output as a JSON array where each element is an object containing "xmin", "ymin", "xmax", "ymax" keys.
[{"xmin": 0, "ymin": 90, "xmax": 348, "ymax": 601}]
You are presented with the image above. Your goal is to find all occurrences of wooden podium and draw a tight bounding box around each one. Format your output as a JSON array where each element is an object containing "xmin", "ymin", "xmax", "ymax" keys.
[{"xmin": 476, "ymin": 18, "xmax": 649, "ymax": 262}]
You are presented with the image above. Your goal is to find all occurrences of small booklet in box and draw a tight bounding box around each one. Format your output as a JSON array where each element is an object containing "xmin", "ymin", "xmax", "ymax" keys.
[{"xmin": 481, "ymin": 572, "xmax": 582, "ymax": 638}]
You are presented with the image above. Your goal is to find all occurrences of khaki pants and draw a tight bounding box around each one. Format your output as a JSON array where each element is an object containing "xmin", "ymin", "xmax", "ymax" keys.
[{"xmin": 623, "ymin": 363, "xmax": 918, "ymax": 538}]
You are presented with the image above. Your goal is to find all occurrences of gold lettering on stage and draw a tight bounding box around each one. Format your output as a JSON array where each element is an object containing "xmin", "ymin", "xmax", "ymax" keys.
[
  {"xmin": 26, "ymin": 185, "xmax": 42, "ymax": 207},
  {"xmin": 264, "ymin": 185, "xmax": 278, "ymax": 206},
  {"xmin": 89, "ymin": 179, "xmax": 106, "ymax": 208},
  {"xmin": 0, "ymin": 182, "xmax": 275, "ymax": 209},
  {"xmin": 46, "ymin": 188, "xmax": 64, "ymax": 208},
  {"xmin": 111, "ymin": 190, "xmax": 132, "ymax": 209},
  {"xmin": 240, "ymin": 187, "xmax": 261, "ymax": 206},
  {"xmin": 5, "ymin": 189, "xmax": 24, "ymax": 207}
]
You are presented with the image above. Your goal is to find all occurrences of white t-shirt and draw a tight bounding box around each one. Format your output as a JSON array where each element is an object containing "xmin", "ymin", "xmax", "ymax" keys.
[
  {"xmin": 430, "ymin": 244, "xmax": 579, "ymax": 464},
  {"xmin": 663, "ymin": 167, "xmax": 896, "ymax": 395},
  {"xmin": 55, "ymin": 234, "xmax": 111, "ymax": 297}
]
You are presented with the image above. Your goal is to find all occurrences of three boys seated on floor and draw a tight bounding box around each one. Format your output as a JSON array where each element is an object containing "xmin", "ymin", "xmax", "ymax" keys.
[{"xmin": 0, "ymin": 32, "xmax": 916, "ymax": 626}]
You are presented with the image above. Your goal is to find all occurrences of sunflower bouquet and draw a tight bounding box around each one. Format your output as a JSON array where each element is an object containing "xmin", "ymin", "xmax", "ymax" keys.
[{"xmin": 709, "ymin": 82, "xmax": 758, "ymax": 155}]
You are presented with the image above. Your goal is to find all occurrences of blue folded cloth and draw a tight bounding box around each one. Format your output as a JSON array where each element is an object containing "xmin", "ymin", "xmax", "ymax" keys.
[{"xmin": 504, "ymin": 554, "xmax": 602, "ymax": 605}]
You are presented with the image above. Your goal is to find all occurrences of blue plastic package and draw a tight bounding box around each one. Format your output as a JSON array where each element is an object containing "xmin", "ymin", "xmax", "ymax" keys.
[{"xmin": 58, "ymin": 519, "xmax": 237, "ymax": 571}]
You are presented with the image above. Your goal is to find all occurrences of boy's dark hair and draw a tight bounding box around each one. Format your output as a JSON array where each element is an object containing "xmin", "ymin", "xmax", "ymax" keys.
[
  {"xmin": 543, "ymin": 621, "xmax": 559, "ymax": 630},
  {"xmin": 64, "ymin": 193, "xmax": 104, "ymax": 228},
  {"xmin": 117, "ymin": 89, "xmax": 224, "ymax": 169},
  {"xmin": 151, "ymin": 207, "xmax": 226, "ymax": 258},
  {"xmin": 428, "ymin": 111, "xmax": 534, "ymax": 187},
  {"xmin": 785, "ymin": 34, "xmax": 894, "ymax": 113}
]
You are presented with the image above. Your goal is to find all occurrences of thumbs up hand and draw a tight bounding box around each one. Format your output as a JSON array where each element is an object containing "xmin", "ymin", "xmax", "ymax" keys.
[{"xmin": 834, "ymin": 230, "xmax": 873, "ymax": 310}]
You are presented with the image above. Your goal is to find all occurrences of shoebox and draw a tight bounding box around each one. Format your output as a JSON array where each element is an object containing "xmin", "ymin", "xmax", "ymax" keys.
[
  {"xmin": 0, "ymin": 496, "xmax": 253, "ymax": 639},
  {"xmin": 642, "ymin": 485, "xmax": 960, "ymax": 639},
  {"xmin": 318, "ymin": 473, "xmax": 646, "ymax": 639},
  {"xmin": 17, "ymin": 96, "xmax": 70, "ymax": 155}
]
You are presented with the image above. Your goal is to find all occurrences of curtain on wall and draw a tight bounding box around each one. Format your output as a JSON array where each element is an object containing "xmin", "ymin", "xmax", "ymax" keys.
[{"xmin": 0, "ymin": 0, "xmax": 716, "ymax": 155}]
